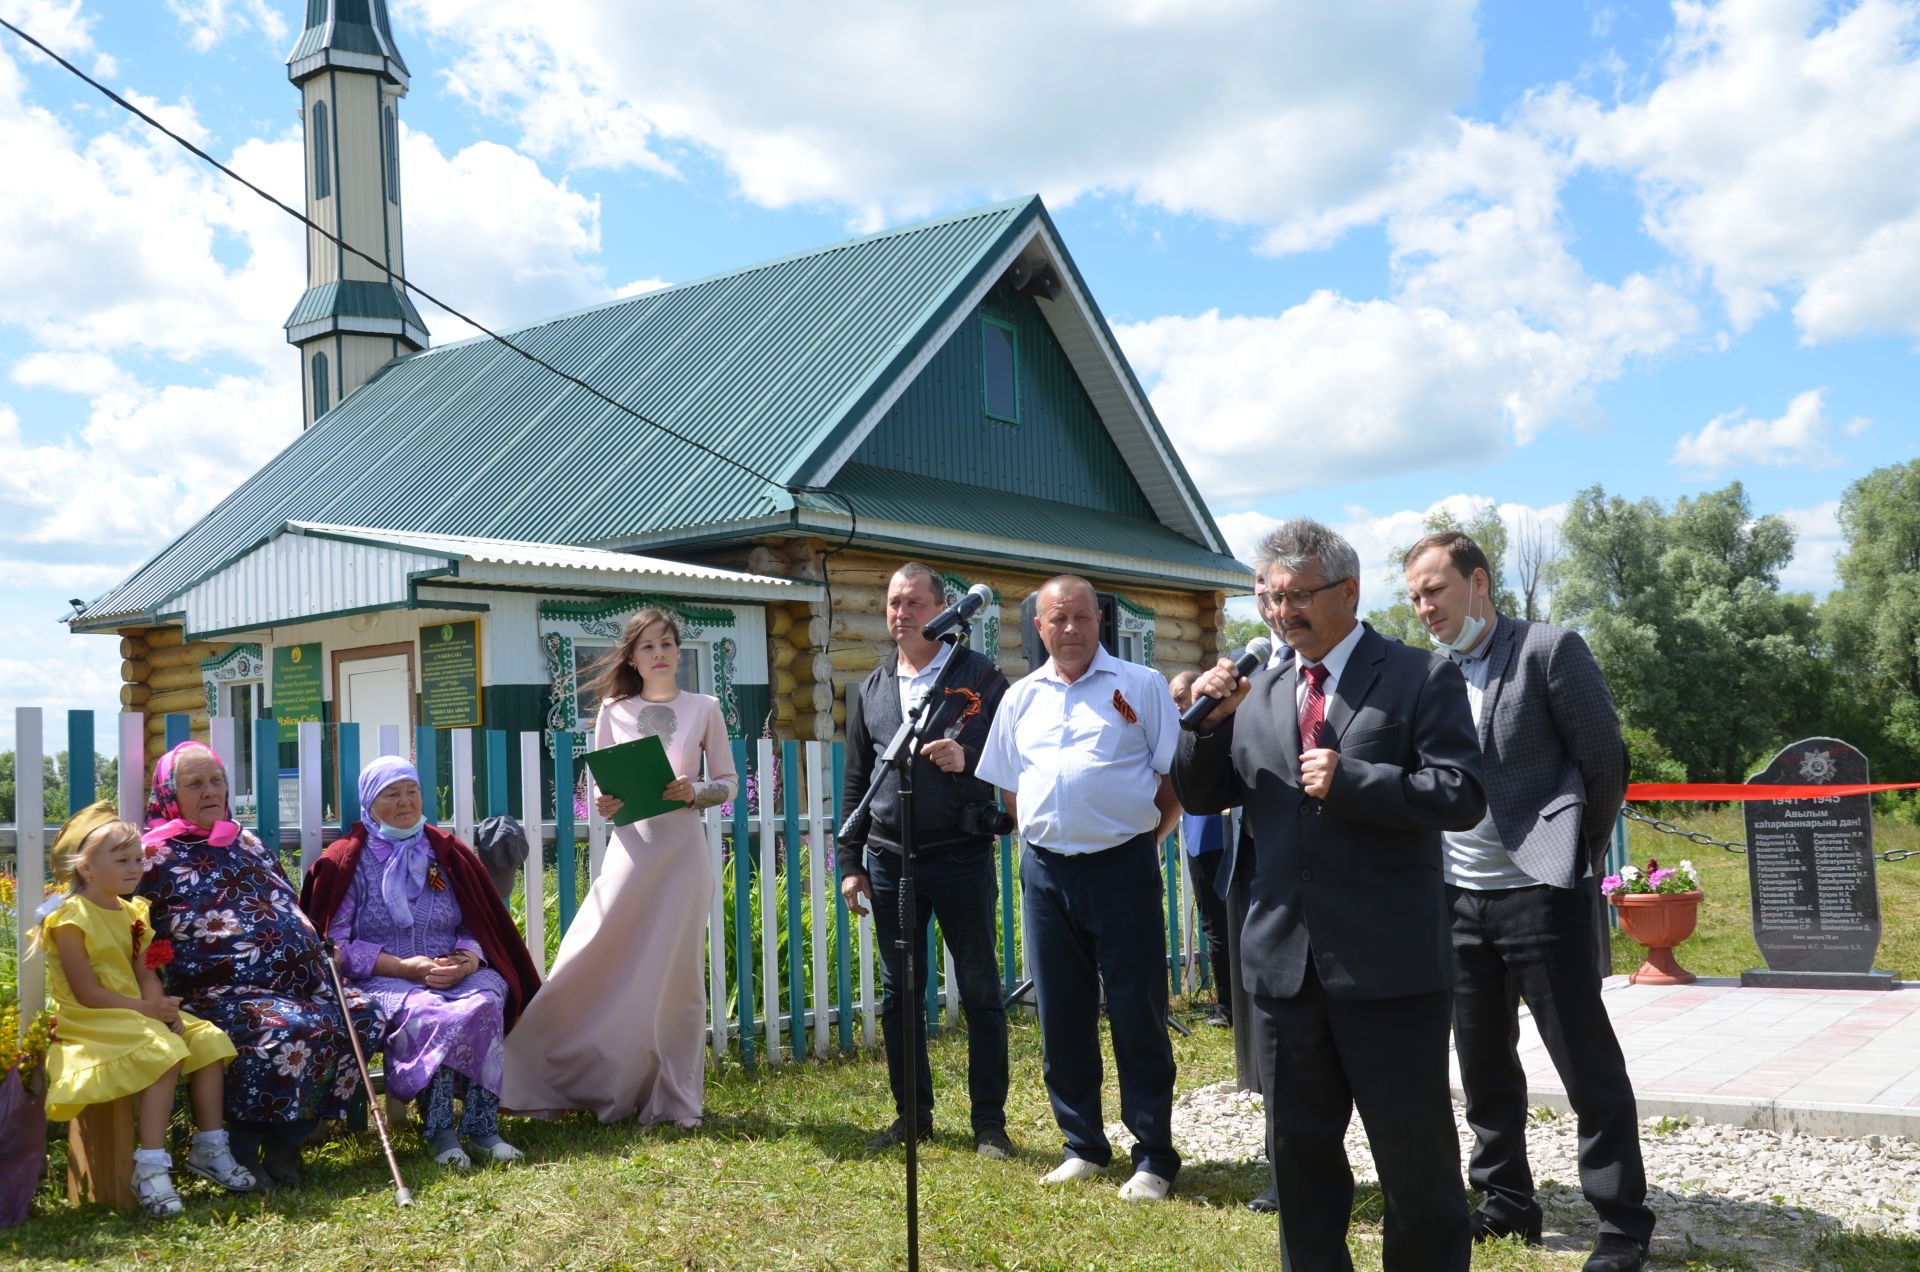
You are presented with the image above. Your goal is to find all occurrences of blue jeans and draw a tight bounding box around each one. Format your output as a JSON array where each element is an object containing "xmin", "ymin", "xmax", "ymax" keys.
[
  {"xmin": 1021, "ymin": 833, "xmax": 1179, "ymax": 1180},
  {"xmin": 866, "ymin": 842, "xmax": 1008, "ymax": 1133}
]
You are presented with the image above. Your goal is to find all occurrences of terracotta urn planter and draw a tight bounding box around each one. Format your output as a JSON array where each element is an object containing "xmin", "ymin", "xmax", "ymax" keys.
[{"xmin": 1610, "ymin": 890, "xmax": 1703, "ymax": 985}]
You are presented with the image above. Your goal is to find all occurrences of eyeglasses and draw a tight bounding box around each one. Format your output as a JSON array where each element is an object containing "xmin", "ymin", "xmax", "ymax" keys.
[{"xmin": 1271, "ymin": 579, "xmax": 1348, "ymax": 610}]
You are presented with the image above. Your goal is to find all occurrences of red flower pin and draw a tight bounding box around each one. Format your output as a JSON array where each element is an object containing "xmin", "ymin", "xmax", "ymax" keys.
[
  {"xmin": 1112, "ymin": 689, "xmax": 1138, "ymax": 724},
  {"xmin": 143, "ymin": 939, "xmax": 175, "ymax": 970}
]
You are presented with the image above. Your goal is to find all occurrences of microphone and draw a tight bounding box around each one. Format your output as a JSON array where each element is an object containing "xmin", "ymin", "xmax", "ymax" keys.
[
  {"xmin": 1180, "ymin": 636, "xmax": 1273, "ymax": 731},
  {"xmin": 921, "ymin": 583, "xmax": 994, "ymax": 641}
]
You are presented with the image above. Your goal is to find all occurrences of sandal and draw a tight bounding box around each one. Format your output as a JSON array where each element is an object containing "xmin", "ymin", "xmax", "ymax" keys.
[
  {"xmin": 184, "ymin": 1144, "xmax": 257, "ymax": 1192},
  {"xmin": 134, "ymin": 1167, "xmax": 184, "ymax": 1220}
]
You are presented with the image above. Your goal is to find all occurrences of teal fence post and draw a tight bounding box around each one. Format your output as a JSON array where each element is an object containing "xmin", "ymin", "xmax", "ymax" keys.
[
  {"xmin": 832, "ymin": 741, "xmax": 853, "ymax": 1054},
  {"xmin": 1608, "ymin": 812, "xmax": 1630, "ymax": 930},
  {"xmin": 67, "ymin": 710, "xmax": 95, "ymax": 817},
  {"xmin": 415, "ymin": 727, "xmax": 440, "ymax": 822},
  {"xmin": 1164, "ymin": 833, "xmax": 1181, "ymax": 991},
  {"xmin": 338, "ymin": 723, "xmax": 361, "ymax": 828},
  {"xmin": 781, "ymin": 739, "xmax": 804, "ymax": 1056},
  {"xmin": 485, "ymin": 730, "xmax": 508, "ymax": 817},
  {"xmin": 165, "ymin": 713, "xmax": 190, "ymax": 749},
  {"xmin": 999, "ymin": 826, "xmax": 1016, "ymax": 999},
  {"xmin": 731, "ymin": 739, "xmax": 755, "ymax": 1068},
  {"xmin": 253, "ymin": 718, "xmax": 279, "ymax": 857},
  {"xmin": 924, "ymin": 925, "xmax": 942, "ymax": 1037},
  {"xmin": 554, "ymin": 731, "xmax": 576, "ymax": 936}
]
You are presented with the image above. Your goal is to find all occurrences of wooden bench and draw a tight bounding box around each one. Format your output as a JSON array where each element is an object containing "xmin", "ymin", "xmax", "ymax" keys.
[{"xmin": 66, "ymin": 1095, "xmax": 135, "ymax": 1209}]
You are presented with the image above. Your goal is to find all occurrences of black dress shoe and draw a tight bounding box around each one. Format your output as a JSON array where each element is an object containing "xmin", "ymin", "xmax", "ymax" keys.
[
  {"xmin": 259, "ymin": 1138, "xmax": 304, "ymax": 1190},
  {"xmin": 1247, "ymin": 1183, "xmax": 1279, "ymax": 1213},
  {"xmin": 1583, "ymin": 1234, "xmax": 1649, "ymax": 1272},
  {"xmin": 863, "ymin": 1119, "xmax": 931, "ymax": 1151},
  {"xmin": 1470, "ymin": 1209, "xmax": 1544, "ymax": 1246}
]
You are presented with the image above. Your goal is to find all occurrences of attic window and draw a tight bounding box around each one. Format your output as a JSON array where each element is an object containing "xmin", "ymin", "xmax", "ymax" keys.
[
  {"xmin": 312, "ymin": 100, "xmax": 331, "ymax": 199},
  {"xmin": 981, "ymin": 316, "xmax": 1019, "ymax": 423}
]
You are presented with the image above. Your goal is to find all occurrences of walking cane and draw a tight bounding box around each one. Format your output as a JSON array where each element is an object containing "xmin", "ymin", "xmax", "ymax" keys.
[{"xmin": 321, "ymin": 939, "xmax": 413, "ymax": 1206}]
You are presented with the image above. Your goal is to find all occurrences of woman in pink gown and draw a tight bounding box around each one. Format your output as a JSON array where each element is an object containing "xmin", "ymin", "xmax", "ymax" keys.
[{"xmin": 501, "ymin": 608, "xmax": 737, "ymax": 1124}]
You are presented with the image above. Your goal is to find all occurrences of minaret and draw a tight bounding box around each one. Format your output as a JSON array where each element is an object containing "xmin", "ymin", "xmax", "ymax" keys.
[{"xmin": 284, "ymin": 0, "xmax": 429, "ymax": 428}]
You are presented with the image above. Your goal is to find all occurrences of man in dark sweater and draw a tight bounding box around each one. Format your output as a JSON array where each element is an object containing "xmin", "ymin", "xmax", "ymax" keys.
[{"xmin": 838, "ymin": 562, "xmax": 1013, "ymax": 1157}]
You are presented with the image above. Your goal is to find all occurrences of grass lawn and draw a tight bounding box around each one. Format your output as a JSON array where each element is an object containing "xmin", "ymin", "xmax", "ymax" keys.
[{"xmin": 1610, "ymin": 808, "xmax": 1920, "ymax": 980}]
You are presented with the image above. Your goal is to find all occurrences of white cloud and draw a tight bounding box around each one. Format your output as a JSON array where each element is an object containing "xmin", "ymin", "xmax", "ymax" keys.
[
  {"xmin": 166, "ymin": 0, "xmax": 290, "ymax": 51},
  {"xmin": 0, "ymin": 617, "xmax": 125, "ymax": 751},
  {"xmin": 1669, "ymin": 388, "xmax": 1843, "ymax": 476},
  {"xmin": 1, "ymin": 0, "xmax": 98, "ymax": 60},
  {"xmin": 1565, "ymin": 0, "xmax": 1920, "ymax": 340},
  {"xmin": 399, "ymin": 0, "xmax": 1478, "ymax": 227},
  {"xmin": 1778, "ymin": 499, "xmax": 1845, "ymax": 594},
  {"xmin": 615, "ymin": 277, "xmax": 671, "ymax": 298}
]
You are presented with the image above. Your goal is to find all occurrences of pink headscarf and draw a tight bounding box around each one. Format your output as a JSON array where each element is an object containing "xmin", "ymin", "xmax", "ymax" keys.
[{"xmin": 142, "ymin": 740, "xmax": 241, "ymax": 847}]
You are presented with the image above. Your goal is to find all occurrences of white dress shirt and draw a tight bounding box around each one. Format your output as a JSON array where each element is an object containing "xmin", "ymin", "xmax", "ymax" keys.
[
  {"xmin": 1292, "ymin": 620, "xmax": 1367, "ymax": 721},
  {"xmin": 976, "ymin": 645, "xmax": 1176, "ymax": 854},
  {"xmin": 896, "ymin": 639, "xmax": 953, "ymax": 717}
]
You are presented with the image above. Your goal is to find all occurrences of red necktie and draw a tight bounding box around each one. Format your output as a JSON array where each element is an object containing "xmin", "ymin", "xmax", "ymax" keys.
[{"xmin": 1299, "ymin": 662, "xmax": 1330, "ymax": 751}]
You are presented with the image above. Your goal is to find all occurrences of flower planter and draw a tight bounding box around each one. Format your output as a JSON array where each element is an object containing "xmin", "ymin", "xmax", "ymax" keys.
[
  {"xmin": 0, "ymin": 1066, "xmax": 47, "ymax": 1228},
  {"xmin": 1610, "ymin": 890, "xmax": 1703, "ymax": 985}
]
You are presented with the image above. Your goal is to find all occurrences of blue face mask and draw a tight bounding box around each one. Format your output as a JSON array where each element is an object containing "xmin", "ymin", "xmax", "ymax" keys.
[
  {"xmin": 375, "ymin": 816, "xmax": 425, "ymax": 842},
  {"xmin": 1433, "ymin": 589, "xmax": 1488, "ymax": 654}
]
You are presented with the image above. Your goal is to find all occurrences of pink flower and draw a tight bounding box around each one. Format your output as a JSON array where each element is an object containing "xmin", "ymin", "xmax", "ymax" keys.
[
  {"xmin": 1601, "ymin": 874, "xmax": 1623, "ymax": 894},
  {"xmin": 1648, "ymin": 867, "xmax": 1676, "ymax": 887}
]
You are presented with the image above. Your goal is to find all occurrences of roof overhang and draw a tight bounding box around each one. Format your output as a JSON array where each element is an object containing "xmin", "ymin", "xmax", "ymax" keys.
[{"xmin": 106, "ymin": 522, "xmax": 816, "ymax": 640}]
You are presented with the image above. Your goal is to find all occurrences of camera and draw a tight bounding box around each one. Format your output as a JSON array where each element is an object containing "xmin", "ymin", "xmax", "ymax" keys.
[{"xmin": 958, "ymin": 800, "xmax": 1016, "ymax": 838}]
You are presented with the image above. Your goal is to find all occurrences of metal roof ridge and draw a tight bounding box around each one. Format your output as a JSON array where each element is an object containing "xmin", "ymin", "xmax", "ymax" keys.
[
  {"xmin": 401, "ymin": 195, "xmax": 1043, "ymax": 360},
  {"xmin": 282, "ymin": 521, "xmax": 798, "ymax": 583}
]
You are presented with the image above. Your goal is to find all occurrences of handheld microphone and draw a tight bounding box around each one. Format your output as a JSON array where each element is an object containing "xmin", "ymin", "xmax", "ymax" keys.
[
  {"xmin": 921, "ymin": 583, "xmax": 994, "ymax": 641},
  {"xmin": 1179, "ymin": 636, "xmax": 1273, "ymax": 731}
]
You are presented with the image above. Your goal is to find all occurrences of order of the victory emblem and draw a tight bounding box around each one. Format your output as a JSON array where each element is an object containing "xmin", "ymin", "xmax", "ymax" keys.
[{"xmin": 1798, "ymin": 749, "xmax": 1838, "ymax": 783}]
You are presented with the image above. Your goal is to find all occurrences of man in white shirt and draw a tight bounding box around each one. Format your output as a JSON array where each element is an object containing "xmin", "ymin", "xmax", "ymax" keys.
[{"xmin": 977, "ymin": 575, "xmax": 1182, "ymax": 1202}]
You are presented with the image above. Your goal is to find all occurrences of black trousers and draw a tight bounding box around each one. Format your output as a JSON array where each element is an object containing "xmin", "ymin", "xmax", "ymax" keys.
[
  {"xmin": 1021, "ymin": 833, "xmax": 1179, "ymax": 1179},
  {"xmin": 1185, "ymin": 848, "xmax": 1232, "ymax": 1012},
  {"xmin": 868, "ymin": 842, "xmax": 1008, "ymax": 1133},
  {"xmin": 1450, "ymin": 883, "xmax": 1654, "ymax": 1243},
  {"xmin": 1252, "ymin": 965, "xmax": 1468, "ymax": 1272}
]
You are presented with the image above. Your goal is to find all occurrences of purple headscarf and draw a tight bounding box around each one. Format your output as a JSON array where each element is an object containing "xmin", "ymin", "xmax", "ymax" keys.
[{"xmin": 358, "ymin": 755, "xmax": 432, "ymax": 930}]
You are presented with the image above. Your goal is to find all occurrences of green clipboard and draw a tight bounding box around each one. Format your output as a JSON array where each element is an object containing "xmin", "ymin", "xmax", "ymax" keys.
[{"xmin": 582, "ymin": 733, "xmax": 689, "ymax": 825}]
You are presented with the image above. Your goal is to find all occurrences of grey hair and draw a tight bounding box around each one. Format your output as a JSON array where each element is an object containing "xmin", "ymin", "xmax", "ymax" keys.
[{"xmin": 1253, "ymin": 519, "xmax": 1361, "ymax": 586}]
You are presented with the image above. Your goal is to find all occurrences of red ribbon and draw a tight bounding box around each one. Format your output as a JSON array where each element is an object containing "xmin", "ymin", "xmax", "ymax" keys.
[{"xmin": 1626, "ymin": 782, "xmax": 1920, "ymax": 802}]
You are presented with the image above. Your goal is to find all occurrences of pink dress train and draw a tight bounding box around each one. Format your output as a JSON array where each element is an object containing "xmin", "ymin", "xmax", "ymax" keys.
[{"xmin": 501, "ymin": 691, "xmax": 736, "ymax": 1123}]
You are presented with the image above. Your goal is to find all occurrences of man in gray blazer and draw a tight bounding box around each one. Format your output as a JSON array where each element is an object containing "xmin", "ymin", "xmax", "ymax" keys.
[
  {"xmin": 1178, "ymin": 519, "xmax": 1485, "ymax": 1272},
  {"xmin": 1403, "ymin": 532, "xmax": 1653, "ymax": 1272}
]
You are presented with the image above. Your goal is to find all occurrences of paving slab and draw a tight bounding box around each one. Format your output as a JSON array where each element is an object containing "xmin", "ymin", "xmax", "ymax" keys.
[{"xmin": 1449, "ymin": 976, "xmax": 1920, "ymax": 1138}]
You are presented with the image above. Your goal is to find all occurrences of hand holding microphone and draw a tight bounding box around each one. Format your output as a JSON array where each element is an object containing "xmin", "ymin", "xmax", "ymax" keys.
[
  {"xmin": 921, "ymin": 583, "xmax": 994, "ymax": 641},
  {"xmin": 1179, "ymin": 636, "xmax": 1273, "ymax": 731}
]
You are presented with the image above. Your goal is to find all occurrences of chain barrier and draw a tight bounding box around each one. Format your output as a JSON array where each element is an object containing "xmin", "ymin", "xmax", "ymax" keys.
[{"xmin": 1621, "ymin": 803, "xmax": 1920, "ymax": 862}]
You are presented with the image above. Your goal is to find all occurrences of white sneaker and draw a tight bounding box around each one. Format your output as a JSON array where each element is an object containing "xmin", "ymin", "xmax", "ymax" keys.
[
  {"xmin": 1118, "ymin": 1170, "xmax": 1173, "ymax": 1201},
  {"xmin": 1040, "ymin": 1157, "xmax": 1107, "ymax": 1185}
]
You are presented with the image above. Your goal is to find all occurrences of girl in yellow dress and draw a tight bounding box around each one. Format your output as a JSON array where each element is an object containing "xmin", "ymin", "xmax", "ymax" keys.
[{"xmin": 35, "ymin": 801, "xmax": 256, "ymax": 1217}]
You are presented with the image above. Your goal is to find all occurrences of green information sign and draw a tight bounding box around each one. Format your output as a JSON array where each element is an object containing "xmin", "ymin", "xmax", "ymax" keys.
[
  {"xmin": 271, "ymin": 643, "xmax": 324, "ymax": 743},
  {"xmin": 420, "ymin": 620, "xmax": 483, "ymax": 729}
]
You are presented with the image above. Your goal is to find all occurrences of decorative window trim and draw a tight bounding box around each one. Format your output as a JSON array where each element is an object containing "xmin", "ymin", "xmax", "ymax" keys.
[
  {"xmin": 201, "ymin": 644, "xmax": 265, "ymax": 714},
  {"xmin": 938, "ymin": 570, "xmax": 1000, "ymax": 662},
  {"xmin": 312, "ymin": 100, "xmax": 331, "ymax": 200},
  {"xmin": 1113, "ymin": 595, "xmax": 1155, "ymax": 667},
  {"xmin": 538, "ymin": 595, "xmax": 735, "ymax": 633},
  {"xmin": 313, "ymin": 351, "xmax": 331, "ymax": 417}
]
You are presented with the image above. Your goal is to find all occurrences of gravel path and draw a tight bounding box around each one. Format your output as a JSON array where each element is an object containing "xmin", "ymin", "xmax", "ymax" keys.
[{"xmin": 1111, "ymin": 1082, "xmax": 1920, "ymax": 1262}]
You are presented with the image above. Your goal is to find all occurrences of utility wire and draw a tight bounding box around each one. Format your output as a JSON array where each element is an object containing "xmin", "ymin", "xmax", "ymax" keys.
[{"xmin": 4, "ymin": 14, "xmax": 863, "ymax": 675}]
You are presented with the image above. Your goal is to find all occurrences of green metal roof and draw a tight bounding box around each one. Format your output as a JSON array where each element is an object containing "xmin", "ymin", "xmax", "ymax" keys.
[
  {"xmin": 284, "ymin": 280, "xmax": 428, "ymax": 345},
  {"xmin": 287, "ymin": 0, "xmax": 410, "ymax": 85},
  {"xmin": 76, "ymin": 196, "xmax": 1240, "ymax": 629}
]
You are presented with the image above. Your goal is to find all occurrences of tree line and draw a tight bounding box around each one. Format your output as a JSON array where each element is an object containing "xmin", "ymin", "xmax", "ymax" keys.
[{"xmin": 1228, "ymin": 459, "xmax": 1920, "ymax": 810}]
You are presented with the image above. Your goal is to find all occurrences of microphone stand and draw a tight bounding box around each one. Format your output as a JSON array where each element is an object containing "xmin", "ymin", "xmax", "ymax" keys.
[{"xmin": 837, "ymin": 621, "xmax": 977, "ymax": 1272}]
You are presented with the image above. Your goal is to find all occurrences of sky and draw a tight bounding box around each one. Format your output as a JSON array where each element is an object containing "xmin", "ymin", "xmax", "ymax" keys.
[{"xmin": 2, "ymin": 0, "xmax": 1917, "ymax": 748}]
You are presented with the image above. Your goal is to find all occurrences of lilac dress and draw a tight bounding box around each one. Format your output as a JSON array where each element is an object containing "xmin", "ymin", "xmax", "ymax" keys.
[{"xmin": 326, "ymin": 839, "xmax": 509, "ymax": 1102}]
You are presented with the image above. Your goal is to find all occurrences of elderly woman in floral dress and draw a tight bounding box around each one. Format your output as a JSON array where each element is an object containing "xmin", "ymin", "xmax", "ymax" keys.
[
  {"xmin": 301, "ymin": 757, "xmax": 541, "ymax": 1168},
  {"xmin": 136, "ymin": 741, "xmax": 386, "ymax": 1189}
]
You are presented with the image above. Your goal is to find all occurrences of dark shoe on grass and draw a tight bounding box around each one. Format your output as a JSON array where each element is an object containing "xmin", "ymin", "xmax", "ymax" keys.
[
  {"xmin": 863, "ymin": 1119, "xmax": 931, "ymax": 1151},
  {"xmin": 1247, "ymin": 1183, "xmax": 1279, "ymax": 1213},
  {"xmin": 973, "ymin": 1128, "xmax": 1015, "ymax": 1161},
  {"xmin": 1582, "ymin": 1234, "xmax": 1648, "ymax": 1272},
  {"xmin": 259, "ymin": 1139, "xmax": 304, "ymax": 1190},
  {"xmin": 1470, "ymin": 1209, "xmax": 1544, "ymax": 1247}
]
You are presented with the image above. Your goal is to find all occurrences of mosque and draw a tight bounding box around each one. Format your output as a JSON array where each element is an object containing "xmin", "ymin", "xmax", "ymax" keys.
[{"xmin": 66, "ymin": 0, "xmax": 1248, "ymax": 808}]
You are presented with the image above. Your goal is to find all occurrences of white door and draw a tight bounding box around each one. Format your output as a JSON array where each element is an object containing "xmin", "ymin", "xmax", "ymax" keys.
[{"xmin": 339, "ymin": 654, "xmax": 412, "ymax": 752}]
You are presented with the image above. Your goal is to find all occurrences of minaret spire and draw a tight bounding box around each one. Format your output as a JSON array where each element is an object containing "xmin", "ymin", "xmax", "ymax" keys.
[{"xmin": 284, "ymin": 0, "xmax": 429, "ymax": 428}]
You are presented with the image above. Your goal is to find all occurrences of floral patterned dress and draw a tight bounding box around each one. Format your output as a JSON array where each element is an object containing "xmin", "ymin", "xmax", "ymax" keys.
[{"xmin": 136, "ymin": 828, "xmax": 386, "ymax": 1125}]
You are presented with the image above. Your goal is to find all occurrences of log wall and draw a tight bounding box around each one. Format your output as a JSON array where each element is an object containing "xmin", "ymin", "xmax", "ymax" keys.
[{"xmin": 117, "ymin": 626, "xmax": 234, "ymax": 767}]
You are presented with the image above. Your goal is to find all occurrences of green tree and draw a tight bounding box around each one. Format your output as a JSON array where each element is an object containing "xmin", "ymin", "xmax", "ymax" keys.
[
  {"xmin": 1223, "ymin": 614, "xmax": 1269, "ymax": 653},
  {"xmin": 0, "ymin": 751, "xmax": 120, "ymax": 824},
  {"xmin": 1365, "ymin": 501, "xmax": 1519, "ymax": 648},
  {"xmin": 1556, "ymin": 481, "xmax": 1820, "ymax": 781},
  {"xmin": 1821, "ymin": 459, "xmax": 1920, "ymax": 787}
]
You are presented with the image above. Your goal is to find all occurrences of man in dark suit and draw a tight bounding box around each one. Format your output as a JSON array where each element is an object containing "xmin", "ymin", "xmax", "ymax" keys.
[
  {"xmin": 1403, "ymin": 532, "xmax": 1653, "ymax": 1272},
  {"xmin": 1177, "ymin": 518, "xmax": 1485, "ymax": 1272}
]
